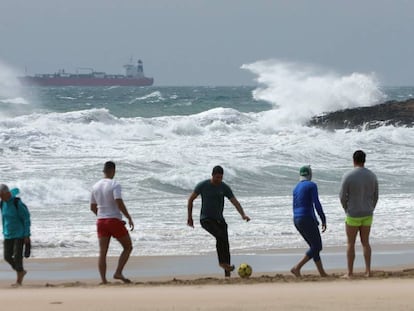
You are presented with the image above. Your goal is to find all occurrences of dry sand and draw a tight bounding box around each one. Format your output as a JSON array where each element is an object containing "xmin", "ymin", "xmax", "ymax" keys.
[{"xmin": 1, "ymin": 276, "xmax": 414, "ymax": 311}]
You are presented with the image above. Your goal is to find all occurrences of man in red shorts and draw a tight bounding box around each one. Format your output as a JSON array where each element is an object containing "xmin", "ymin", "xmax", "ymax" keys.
[{"xmin": 90, "ymin": 161, "xmax": 134, "ymax": 284}]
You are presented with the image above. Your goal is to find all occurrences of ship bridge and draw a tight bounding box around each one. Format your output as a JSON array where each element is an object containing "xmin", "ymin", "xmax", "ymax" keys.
[{"xmin": 124, "ymin": 59, "xmax": 145, "ymax": 78}]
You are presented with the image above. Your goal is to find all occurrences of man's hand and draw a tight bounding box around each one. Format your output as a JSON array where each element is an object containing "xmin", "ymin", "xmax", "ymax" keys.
[
  {"xmin": 128, "ymin": 219, "xmax": 134, "ymax": 231},
  {"xmin": 242, "ymin": 214, "xmax": 251, "ymax": 222}
]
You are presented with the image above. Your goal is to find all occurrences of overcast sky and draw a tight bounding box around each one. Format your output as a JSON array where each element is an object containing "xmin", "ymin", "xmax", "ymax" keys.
[{"xmin": 1, "ymin": 0, "xmax": 413, "ymax": 86}]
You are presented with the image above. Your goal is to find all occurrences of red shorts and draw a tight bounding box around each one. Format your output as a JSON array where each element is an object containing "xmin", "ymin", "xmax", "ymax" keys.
[{"xmin": 97, "ymin": 218, "xmax": 128, "ymax": 239}]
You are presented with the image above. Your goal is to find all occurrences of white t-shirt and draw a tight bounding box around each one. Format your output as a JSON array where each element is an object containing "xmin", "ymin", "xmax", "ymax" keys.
[{"xmin": 90, "ymin": 178, "xmax": 123, "ymax": 219}]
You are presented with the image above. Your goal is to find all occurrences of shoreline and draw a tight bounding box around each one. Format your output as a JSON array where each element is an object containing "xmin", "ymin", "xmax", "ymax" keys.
[
  {"xmin": 1, "ymin": 243, "xmax": 413, "ymax": 285},
  {"xmin": 0, "ymin": 245, "xmax": 414, "ymax": 310}
]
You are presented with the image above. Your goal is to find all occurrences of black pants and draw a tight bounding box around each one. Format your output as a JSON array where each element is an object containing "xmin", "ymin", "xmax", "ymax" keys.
[
  {"xmin": 200, "ymin": 219, "xmax": 230, "ymax": 265},
  {"xmin": 294, "ymin": 217, "xmax": 322, "ymax": 262},
  {"xmin": 4, "ymin": 238, "xmax": 24, "ymax": 272}
]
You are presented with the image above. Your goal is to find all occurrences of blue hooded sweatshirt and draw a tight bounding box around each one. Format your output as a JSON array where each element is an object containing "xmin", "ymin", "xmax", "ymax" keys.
[{"xmin": 1, "ymin": 194, "xmax": 31, "ymax": 239}]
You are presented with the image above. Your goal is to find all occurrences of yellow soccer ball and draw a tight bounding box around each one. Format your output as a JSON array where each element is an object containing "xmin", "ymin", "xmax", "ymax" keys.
[{"xmin": 238, "ymin": 263, "xmax": 252, "ymax": 278}]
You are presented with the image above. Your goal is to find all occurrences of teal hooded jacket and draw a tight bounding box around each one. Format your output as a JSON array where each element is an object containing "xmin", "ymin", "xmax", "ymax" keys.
[{"xmin": 1, "ymin": 197, "xmax": 31, "ymax": 239}]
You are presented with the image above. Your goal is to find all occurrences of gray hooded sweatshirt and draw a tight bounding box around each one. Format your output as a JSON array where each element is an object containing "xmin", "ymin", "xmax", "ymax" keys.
[{"xmin": 339, "ymin": 167, "xmax": 379, "ymax": 217}]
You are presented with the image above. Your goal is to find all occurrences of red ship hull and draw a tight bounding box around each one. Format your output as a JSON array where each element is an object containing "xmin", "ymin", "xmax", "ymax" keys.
[{"xmin": 18, "ymin": 76, "xmax": 154, "ymax": 87}]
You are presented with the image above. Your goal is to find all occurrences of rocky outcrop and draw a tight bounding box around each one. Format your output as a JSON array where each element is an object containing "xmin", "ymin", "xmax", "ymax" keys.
[{"xmin": 308, "ymin": 99, "xmax": 414, "ymax": 130}]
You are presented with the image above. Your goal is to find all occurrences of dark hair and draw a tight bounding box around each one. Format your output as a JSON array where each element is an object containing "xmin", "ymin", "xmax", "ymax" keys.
[
  {"xmin": 353, "ymin": 150, "xmax": 366, "ymax": 164},
  {"xmin": 211, "ymin": 165, "xmax": 224, "ymax": 175},
  {"xmin": 0, "ymin": 184, "xmax": 9, "ymax": 194},
  {"xmin": 103, "ymin": 161, "xmax": 116, "ymax": 173}
]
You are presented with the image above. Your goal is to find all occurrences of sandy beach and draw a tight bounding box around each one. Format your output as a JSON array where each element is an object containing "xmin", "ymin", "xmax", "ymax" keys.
[
  {"xmin": 1, "ymin": 278, "xmax": 414, "ymax": 311},
  {"xmin": 1, "ymin": 245, "xmax": 414, "ymax": 310}
]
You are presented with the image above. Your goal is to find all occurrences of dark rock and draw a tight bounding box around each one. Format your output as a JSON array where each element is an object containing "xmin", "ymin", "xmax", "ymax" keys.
[{"xmin": 308, "ymin": 99, "xmax": 414, "ymax": 130}]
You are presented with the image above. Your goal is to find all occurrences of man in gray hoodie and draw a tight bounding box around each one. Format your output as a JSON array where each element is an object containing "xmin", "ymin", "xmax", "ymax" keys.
[{"xmin": 340, "ymin": 150, "xmax": 378, "ymax": 278}]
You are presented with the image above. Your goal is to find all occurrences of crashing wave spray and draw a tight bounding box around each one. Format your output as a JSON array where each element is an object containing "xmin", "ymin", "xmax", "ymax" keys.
[
  {"xmin": 242, "ymin": 59, "xmax": 386, "ymax": 124},
  {"xmin": 0, "ymin": 60, "xmax": 23, "ymax": 97},
  {"xmin": 0, "ymin": 60, "xmax": 34, "ymax": 118}
]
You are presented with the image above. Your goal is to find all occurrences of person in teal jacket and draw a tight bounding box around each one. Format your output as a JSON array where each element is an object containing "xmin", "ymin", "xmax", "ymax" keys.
[{"xmin": 0, "ymin": 184, "xmax": 31, "ymax": 286}]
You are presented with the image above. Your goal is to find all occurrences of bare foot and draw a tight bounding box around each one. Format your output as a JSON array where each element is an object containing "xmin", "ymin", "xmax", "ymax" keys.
[
  {"xmin": 113, "ymin": 274, "xmax": 131, "ymax": 284},
  {"xmin": 219, "ymin": 264, "xmax": 234, "ymax": 277},
  {"xmin": 290, "ymin": 267, "xmax": 301, "ymax": 278},
  {"xmin": 320, "ymin": 272, "xmax": 329, "ymax": 277},
  {"xmin": 16, "ymin": 270, "xmax": 27, "ymax": 285}
]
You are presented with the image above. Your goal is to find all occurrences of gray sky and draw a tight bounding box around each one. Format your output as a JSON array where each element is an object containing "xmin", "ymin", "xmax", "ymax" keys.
[{"xmin": 1, "ymin": 0, "xmax": 413, "ymax": 86}]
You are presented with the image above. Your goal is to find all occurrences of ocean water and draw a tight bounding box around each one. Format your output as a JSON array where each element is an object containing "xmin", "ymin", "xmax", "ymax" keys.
[{"xmin": 0, "ymin": 61, "xmax": 413, "ymax": 258}]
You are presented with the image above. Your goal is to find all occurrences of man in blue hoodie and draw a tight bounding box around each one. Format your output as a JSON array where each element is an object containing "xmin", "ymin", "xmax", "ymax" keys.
[
  {"xmin": 0, "ymin": 184, "xmax": 31, "ymax": 286},
  {"xmin": 291, "ymin": 165, "xmax": 328, "ymax": 278}
]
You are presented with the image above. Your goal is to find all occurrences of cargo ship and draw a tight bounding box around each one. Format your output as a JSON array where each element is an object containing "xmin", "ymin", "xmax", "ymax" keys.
[{"xmin": 18, "ymin": 59, "xmax": 154, "ymax": 86}]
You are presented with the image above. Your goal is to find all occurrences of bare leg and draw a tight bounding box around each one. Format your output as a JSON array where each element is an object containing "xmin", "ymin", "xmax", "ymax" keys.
[
  {"xmin": 14, "ymin": 270, "xmax": 27, "ymax": 286},
  {"xmin": 113, "ymin": 234, "xmax": 133, "ymax": 283},
  {"xmin": 98, "ymin": 237, "xmax": 111, "ymax": 284},
  {"xmin": 291, "ymin": 255, "xmax": 310, "ymax": 277},
  {"xmin": 345, "ymin": 224, "xmax": 359, "ymax": 278},
  {"xmin": 359, "ymin": 226, "xmax": 372, "ymax": 277},
  {"xmin": 315, "ymin": 260, "xmax": 328, "ymax": 277}
]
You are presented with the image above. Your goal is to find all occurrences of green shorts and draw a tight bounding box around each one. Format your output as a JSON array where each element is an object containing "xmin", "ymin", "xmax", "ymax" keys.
[{"xmin": 345, "ymin": 215, "xmax": 373, "ymax": 227}]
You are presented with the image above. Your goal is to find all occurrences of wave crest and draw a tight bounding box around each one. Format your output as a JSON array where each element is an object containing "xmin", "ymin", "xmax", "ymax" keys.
[{"xmin": 242, "ymin": 59, "xmax": 386, "ymax": 124}]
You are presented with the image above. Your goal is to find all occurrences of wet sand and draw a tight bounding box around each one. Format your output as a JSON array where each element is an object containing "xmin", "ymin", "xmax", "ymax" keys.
[{"xmin": 0, "ymin": 244, "xmax": 414, "ymax": 310}]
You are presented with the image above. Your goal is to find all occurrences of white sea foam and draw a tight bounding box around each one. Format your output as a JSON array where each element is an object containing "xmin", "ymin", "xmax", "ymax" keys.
[
  {"xmin": 0, "ymin": 97, "xmax": 30, "ymax": 105},
  {"xmin": 0, "ymin": 81, "xmax": 412, "ymax": 258},
  {"xmin": 129, "ymin": 90, "xmax": 164, "ymax": 104}
]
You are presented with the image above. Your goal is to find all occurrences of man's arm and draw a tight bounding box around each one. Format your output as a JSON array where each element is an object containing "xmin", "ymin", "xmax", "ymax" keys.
[
  {"xmin": 229, "ymin": 197, "xmax": 250, "ymax": 222},
  {"xmin": 116, "ymin": 199, "xmax": 134, "ymax": 231},
  {"xmin": 373, "ymin": 176, "xmax": 379, "ymax": 208},
  {"xmin": 311, "ymin": 185, "xmax": 326, "ymax": 232},
  {"xmin": 90, "ymin": 203, "xmax": 98, "ymax": 216},
  {"xmin": 339, "ymin": 177, "xmax": 348, "ymax": 211},
  {"xmin": 18, "ymin": 200, "xmax": 31, "ymax": 238},
  {"xmin": 187, "ymin": 192, "xmax": 199, "ymax": 228}
]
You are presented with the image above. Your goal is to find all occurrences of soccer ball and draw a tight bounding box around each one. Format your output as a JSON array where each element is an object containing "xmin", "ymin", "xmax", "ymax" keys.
[{"xmin": 238, "ymin": 263, "xmax": 252, "ymax": 278}]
